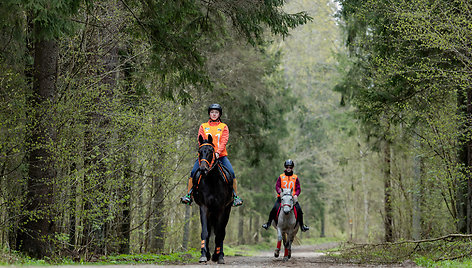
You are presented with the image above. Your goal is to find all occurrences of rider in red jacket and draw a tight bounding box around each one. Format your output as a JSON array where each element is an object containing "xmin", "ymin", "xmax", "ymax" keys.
[
  {"xmin": 262, "ymin": 159, "xmax": 309, "ymax": 232},
  {"xmin": 180, "ymin": 103, "xmax": 243, "ymax": 207}
]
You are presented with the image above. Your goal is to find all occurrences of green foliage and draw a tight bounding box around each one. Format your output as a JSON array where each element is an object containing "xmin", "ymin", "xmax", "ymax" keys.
[
  {"xmin": 0, "ymin": 247, "xmax": 199, "ymax": 265},
  {"xmin": 125, "ymin": 0, "xmax": 311, "ymax": 104},
  {"xmin": 277, "ymin": 0, "xmax": 348, "ymax": 237},
  {"xmin": 415, "ymin": 256, "xmax": 472, "ymax": 268},
  {"xmin": 24, "ymin": 0, "xmax": 82, "ymax": 40},
  {"xmin": 336, "ymin": 0, "xmax": 472, "ymax": 238},
  {"xmin": 333, "ymin": 235, "xmax": 472, "ymax": 265},
  {"xmin": 99, "ymin": 249, "xmax": 199, "ymax": 264}
]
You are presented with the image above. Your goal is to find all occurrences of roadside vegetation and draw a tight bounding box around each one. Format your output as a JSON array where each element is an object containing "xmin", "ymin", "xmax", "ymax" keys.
[{"xmin": 330, "ymin": 235, "xmax": 472, "ymax": 267}]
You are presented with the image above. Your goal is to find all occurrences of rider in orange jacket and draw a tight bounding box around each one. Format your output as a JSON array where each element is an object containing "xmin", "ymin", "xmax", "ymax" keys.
[
  {"xmin": 262, "ymin": 159, "xmax": 309, "ymax": 232},
  {"xmin": 180, "ymin": 103, "xmax": 243, "ymax": 207}
]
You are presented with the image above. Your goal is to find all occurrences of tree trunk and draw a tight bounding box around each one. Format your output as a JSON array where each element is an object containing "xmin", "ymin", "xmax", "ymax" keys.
[
  {"xmin": 147, "ymin": 174, "xmax": 165, "ymax": 253},
  {"xmin": 182, "ymin": 205, "xmax": 191, "ymax": 250},
  {"xmin": 383, "ymin": 138, "xmax": 393, "ymax": 242},
  {"xmin": 412, "ymin": 134, "xmax": 423, "ymax": 240},
  {"xmin": 119, "ymin": 164, "xmax": 131, "ymax": 254},
  {"xmin": 466, "ymin": 88, "xmax": 472, "ymax": 234},
  {"xmin": 320, "ymin": 205, "xmax": 325, "ymax": 238},
  {"xmin": 18, "ymin": 37, "xmax": 58, "ymax": 258},
  {"xmin": 360, "ymin": 148, "xmax": 369, "ymax": 240},
  {"xmin": 457, "ymin": 87, "xmax": 472, "ymax": 234},
  {"xmin": 238, "ymin": 205, "xmax": 245, "ymax": 245}
]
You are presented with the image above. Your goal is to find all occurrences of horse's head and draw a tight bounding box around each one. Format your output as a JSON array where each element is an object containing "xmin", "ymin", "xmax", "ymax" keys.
[
  {"xmin": 198, "ymin": 134, "xmax": 216, "ymax": 176},
  {"xmin": 280, "ymin": 188, "xmax": 294, "ymax": 214}
]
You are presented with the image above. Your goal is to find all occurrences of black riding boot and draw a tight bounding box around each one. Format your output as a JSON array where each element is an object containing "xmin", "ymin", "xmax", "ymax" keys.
[
  {"xmin": 262, "ymin": 209, "xmax": 275, "ymax": 229},
  {"xmin": 295, "ymin": 203, "xmax": 309, "ymax": 232},
  {"xmin": 262, "ymin": 200, "xmax": 279, "ymax": 230}
]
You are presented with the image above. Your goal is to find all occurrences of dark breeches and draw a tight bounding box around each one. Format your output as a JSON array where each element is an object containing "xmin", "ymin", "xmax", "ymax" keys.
[{"xmin": 269, "ymin": 198, "xmax": 281, "ymax": 222}]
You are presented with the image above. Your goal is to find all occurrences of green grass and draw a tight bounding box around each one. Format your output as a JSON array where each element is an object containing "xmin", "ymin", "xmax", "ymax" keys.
[
  {"xmin": 415, "ymin": 256, "xmax": 472, "ymax": 268},
  {"xmin": 99, "ymin": 249, "xmax": 199, "ymax": 265},
  {"xmin": 0, "ymin": 248, "xmax": 200, "ymax": 266},
  {"xmin": 224, "ymin": 241, "xmax": 274, "ymax": 256},
  {"xmin": 0, "ymin": 237, "xmax": 341, "ymax": 265}
]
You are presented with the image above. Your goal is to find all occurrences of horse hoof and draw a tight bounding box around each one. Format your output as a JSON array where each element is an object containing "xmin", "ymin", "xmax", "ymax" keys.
[
  {"xmin": 199, "ymin": 256, "xmax": 207, "ymax": 263},
  {"xmin": 217, "ymin": 256, "xmax": 225, "ymax": 264},
  {"xmin": 283, "ymin": 256, "xmax": 289, "ymax": 262},
  {"xmin": 274, "ymin": 249, "xmax": 280, "ymax": 258}
]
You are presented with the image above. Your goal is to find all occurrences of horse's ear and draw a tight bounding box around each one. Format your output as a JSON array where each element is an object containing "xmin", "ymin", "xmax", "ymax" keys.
[
  {"xmin": 207, "ymin": 134, "xmax": 213, "ymax": 145},
  {"xmin": 199, "ymin": 135, "xmax": 204, "ymax": 145}
]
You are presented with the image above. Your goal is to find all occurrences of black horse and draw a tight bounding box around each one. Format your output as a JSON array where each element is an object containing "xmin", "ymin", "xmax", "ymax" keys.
[{"xmin": 193, "ymin": 134, "xmax": 233, "ymax": 264}]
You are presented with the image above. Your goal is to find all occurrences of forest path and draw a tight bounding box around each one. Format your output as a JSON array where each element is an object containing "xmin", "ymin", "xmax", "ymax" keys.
[
  {"xmin": 45, "ymin": 243, "xmax": 417, "ymax": 268},
  {"xmin": 162, "ymin": 242, "xmax": 415, "ymax": 267}
]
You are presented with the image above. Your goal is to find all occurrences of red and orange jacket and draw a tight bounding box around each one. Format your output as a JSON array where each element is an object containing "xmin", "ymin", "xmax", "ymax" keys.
[
  {"xmin": 198, "ymin": 120, "xmax": 229, "ymax": 157},
  {"xmin": 276, "ymin": 173, "xmax": 301, "ymax": 197}
]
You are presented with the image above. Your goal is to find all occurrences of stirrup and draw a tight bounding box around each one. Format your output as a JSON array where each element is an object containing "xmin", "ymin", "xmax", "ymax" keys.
[
  {"xmin": 233, "ymin": 195, "xmax": 243, "ymax": 207},
  {"xmin": 180, "ymin": 194, "xmax": 193, "ymax": 205},
  {"xmin": 301, "ymin": 224, "xmax": 310, "ymax": 232}
]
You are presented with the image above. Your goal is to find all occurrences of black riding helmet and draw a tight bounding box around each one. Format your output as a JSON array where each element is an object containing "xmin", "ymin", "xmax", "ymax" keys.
[
  {"xmin": 284, "ymin": 159, "xmax": 294, "ymax": 168},
  {"xmin": 208, "ymin": 103, "xmax": 222, "ymax": 116}
]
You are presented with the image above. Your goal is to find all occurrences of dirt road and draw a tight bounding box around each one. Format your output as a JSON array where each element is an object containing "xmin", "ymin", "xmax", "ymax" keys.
[
  {"xmin": 162, "ymin": 243, "xmax": 418, "ymax": 267},
  {"xmin": 48, "ymin": 243, "xmax": 417, "ymax": 268}
]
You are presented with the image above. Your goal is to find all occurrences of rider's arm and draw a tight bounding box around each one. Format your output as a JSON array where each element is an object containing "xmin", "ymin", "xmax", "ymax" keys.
[
  {"xmin": 294, "ymin": 178, "xmax": 301, "ymax": 196},
  {"xmin": 216, "ymin": 125, "xmax": 229, "ymax": 155},
  {"xmin": 275, "ymin": 176, "xmax": 282, "ymax": 194},
  {"xmin": 198, "ymin": 124, "xmax": 205, "ymax": 140}
]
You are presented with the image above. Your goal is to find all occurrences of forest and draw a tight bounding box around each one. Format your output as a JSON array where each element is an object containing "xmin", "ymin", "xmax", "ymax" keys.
[{"xmin": 1, "ymin": 0, "xmax": 472, "ymax": 265}]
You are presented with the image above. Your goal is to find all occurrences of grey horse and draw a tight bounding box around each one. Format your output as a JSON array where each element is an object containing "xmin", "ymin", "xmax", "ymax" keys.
[{"xmin": 274, "ymin": 188, "xmax": 299, "ymax": 261}]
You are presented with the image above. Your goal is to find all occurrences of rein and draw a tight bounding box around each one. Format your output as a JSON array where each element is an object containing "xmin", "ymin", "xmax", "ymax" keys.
[
  {"xmin": 198, "ymin": 143, "xmax": 216, "ymax": 170},
  {"xmin": 196, "ymin": 143, "xmax": 217, "ymax": 188}
]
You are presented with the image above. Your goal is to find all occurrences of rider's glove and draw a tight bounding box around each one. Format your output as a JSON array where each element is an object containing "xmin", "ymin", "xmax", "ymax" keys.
[{"xmin": 293, "ymin": 195, "xmax": 298, "ymax": 203}]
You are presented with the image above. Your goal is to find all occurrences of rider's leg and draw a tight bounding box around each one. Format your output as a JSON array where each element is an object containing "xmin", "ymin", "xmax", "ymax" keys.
[
  {"xmin": 295, "ymin": 202, "xmax": 309, "ymax": 232},
  {"xmin": 181, "ymin": 159, "xmax": 199, "ymax": 204},
  {"xmin": 219, "ymin": 156, "xmax": 243, "ymax": 206},
  {"xmin": 262, "ymin": 198, "xmax": 280, "ymax": 229}
]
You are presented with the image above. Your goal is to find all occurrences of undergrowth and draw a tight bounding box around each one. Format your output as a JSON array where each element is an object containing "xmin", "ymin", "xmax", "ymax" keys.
[
  {"xmin": 0, "ymin": 248, "xmax": 200, "ymax": 265},
  {"xmin": 329, "ymin": 234, "xmax": 472, "ymax": 267}
]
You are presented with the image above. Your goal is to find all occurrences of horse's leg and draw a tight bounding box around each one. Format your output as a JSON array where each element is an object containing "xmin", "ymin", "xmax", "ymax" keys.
[
  {"xmin": 199, "ymin": 206, "xmax": 211, "ymax": 262},
  {"xmin": 274, "ymin": 228, "xmax": 282, "ymax": 258},
  {"xmin": 286, "ymin": 236, "xmax": 293, "ymax": 259},
  {"xmin": 283, "ymin": 232, "xmax": 289, "ymax": 261},
  {"xmin": 212, "ymin": 207, "xmax": 230, "ymax": 264}
]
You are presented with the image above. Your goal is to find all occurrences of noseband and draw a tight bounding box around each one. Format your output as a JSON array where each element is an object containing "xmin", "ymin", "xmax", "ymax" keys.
[
  {"xmin": 198, "ymin": 143, "xmax": 216, "ymax": 171},
  {"xmin": 281, "ymin": 194, "xmax": 294, "ymax": 209}
]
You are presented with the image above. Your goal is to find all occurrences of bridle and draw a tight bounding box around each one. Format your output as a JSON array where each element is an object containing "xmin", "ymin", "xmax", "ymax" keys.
[
  {"xmin": 281, "ymin": 192, "xmax": 294, "ymax": 210},
  {"xmin": 198, "ymin": 143, "xmax": 217, "ymax": 171}
]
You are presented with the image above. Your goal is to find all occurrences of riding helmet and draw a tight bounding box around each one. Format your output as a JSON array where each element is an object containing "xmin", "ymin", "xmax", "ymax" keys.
[
  {"xmin": 284, "ymin": 159, "xmax": 294, "ymax": 168},
  {"xmin": 208, "ymin": 103, "xmax": 222, "ymax": 116}
]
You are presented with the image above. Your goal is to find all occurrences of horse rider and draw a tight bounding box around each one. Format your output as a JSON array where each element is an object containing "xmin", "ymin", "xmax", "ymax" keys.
[
  {"xmin": 262, "ymin": 159, "xmax": 309, "ymax": 232},
  {"xmin": 180, "ymin": 103, "xmax": 243, "ymax": 207}
]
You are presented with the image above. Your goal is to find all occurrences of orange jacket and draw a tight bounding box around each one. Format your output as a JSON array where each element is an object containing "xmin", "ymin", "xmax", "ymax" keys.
[
  {"xmin": 198, "ymin": 120, "xmax": 229, "ymax": 157},
  {"xmin": 276, "ymin": 173, "xmax": 300, "ymax": 197}
]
